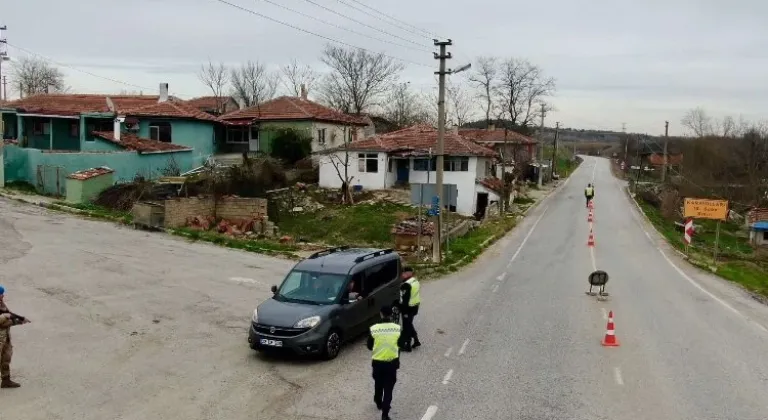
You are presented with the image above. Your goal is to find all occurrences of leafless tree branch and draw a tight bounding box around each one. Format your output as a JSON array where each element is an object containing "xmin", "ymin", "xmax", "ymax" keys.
[
  {"xmin": 230, "ymin": 61, "xmax": 279, "ymax": 108},
  {"xmin": 468, "ymin": 56, "xmax": 498, "ymax": 125},
  {"xmin": 280, "ymin": 59, "xmax": 320, "ymax": 97},
  {"xmin": 12, "ymin": 57, "xmax": 67, "ymax": 97},
  {"xmin": 198, "ymin": 60, "xmax": 229, "ymax": 113}
]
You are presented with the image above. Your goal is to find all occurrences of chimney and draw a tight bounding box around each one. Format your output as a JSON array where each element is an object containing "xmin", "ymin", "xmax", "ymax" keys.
[
  {"xmin": 113, "ymin": 117, "xmax": 122, "ymax": 141},
  {"xmin": 159, "ymin": 83, "xmax": 169, "ymax": 103},
  {"xmin": 488, "ymin": 122, "xmax": 495, "ymax": 131},
  {"xmin": 300, "ymin": 84, "xmax": 307, "ymax": 100}
]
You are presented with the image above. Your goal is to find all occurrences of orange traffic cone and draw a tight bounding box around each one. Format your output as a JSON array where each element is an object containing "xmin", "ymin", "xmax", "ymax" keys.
[
  {"xmin": 587, "ymin": 229, "xmax": 595, "ymax": 247},
  {"xmin": 588, "ymin": 209, "xmax": 594, "ymax": 223},
  {"xmin": 601, "ymin": 310, "xmax": 620, "ymax": 347},
  {"xmin": 588, "ymin": 200, "xmax": 594, "ymax": 209}
]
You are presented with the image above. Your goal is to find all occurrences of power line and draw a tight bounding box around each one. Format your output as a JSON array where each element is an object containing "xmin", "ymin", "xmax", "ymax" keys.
[
  {"xmin": 253, "ymin": 0, "xmax": 430, "ymax": 53},
  {"xmin": 334, "ymin": 0, "xmax": 441, "ymax": 39},
  {"xmin": 299, "ymin": 0, "xmax": 429, "ymax": 50},
  {"xmin": 212, "ymin": 0, "xmax": 433, "ymax": 68}
]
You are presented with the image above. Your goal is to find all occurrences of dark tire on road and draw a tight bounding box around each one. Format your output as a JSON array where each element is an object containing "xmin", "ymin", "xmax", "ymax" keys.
[{"xmin": 322, "ymin": 329, "xmax": 342, "ymax": 360}]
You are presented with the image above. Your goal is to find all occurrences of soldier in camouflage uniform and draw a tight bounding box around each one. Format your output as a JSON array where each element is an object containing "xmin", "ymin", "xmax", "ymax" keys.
[{"xmin": 0, "ymin": 285, "xmax": 31, "ymax": 389}]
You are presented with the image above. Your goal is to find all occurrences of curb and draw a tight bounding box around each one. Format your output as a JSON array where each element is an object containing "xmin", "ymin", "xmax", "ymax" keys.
[{"xmin": 623, "ymin": 187, "xmax": 690, "ymax": 260}]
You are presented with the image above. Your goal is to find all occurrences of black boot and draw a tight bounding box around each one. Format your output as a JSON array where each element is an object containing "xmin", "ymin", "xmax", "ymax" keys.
[
  {"xmin": 1, "ymin": 378, "xmax": 20, "ymax": 388},
  {"xmin": 374, "ymin": 398, "xmax": 382, "ymax": 410},
  {"xmin": 412, "ymin": 339, "xmax": 421, "ymax": 349},
  {"xmin": 382, "ymin": 411, "xmax": 392, "ymax": 420}
]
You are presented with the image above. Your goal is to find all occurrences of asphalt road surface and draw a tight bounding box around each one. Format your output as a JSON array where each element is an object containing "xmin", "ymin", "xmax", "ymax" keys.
[{"xmin": 2, "ymin": 156, "xmax": 768, "ymax": 420}]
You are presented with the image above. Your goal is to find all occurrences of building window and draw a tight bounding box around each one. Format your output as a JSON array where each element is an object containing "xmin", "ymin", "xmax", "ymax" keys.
[
  {"xmin": 32, "ymin": 121, "xmax": 50, "ymax": 136},
  {"xmin": 317, "ymin": 128, "xmax": 327, "ymax": 145},
  {"xmin": 70, "ymin": 123, "xmax": 79, "ymax": 137},
  {"xmin": 358, "ymin": 153, "xmax": 378, "ymax": 173},
  {"xmin": 413, "ymin": 158, "xmax": 436, "ymax": 171},
  {"xmin": 226, "ymin": 127, "xmax": 249, "ymax": 144},
  {"xmin": 445, "ymin": 157, "xmax": 469, "ymax": 172},
  {"xmin": 764, "ymin": 231, "xmax": 768, "ymax": 241},
  {"xmin": 347, "ymin": 129, "xmax": 354, "ymax": 143},
  {"xmin": 387, "ymin": 158, "xmax": 393, "ymax": 173},
  {"xmin": 250, "ymin": 126, "xmax": 259, "ymax": 143},
  {"xmin": 149, "ymin": 122, "xmax": 172, "ymax": 143}
]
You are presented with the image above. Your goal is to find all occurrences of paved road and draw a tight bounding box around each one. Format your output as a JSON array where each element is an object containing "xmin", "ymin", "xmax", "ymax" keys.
[{"xmin": 2, "ymin": 156, "xmax": 768, "ymax": 419}]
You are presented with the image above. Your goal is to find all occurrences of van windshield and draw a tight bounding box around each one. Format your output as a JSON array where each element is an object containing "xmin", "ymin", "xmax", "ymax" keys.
[{"xmin": 275, "ymin": 270, "xmax": 347, "ymax": 305}]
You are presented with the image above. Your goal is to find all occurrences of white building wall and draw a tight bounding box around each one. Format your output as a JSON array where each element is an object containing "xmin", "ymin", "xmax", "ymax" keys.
[
  {"xmin": 409, "ymin": 156, "xmax": 480, "ymax": 216},
  {"xmin": 310, "ymin": 122, "xmax": 367, "ymax": 153},
  {"xmin": 318, "ymin": 151, "xmax": 388, "ymax": 190}
]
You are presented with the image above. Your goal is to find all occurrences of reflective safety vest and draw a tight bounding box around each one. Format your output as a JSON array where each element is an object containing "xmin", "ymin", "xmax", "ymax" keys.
[
  {"xmin": 585, "ymin": 187, "xmax": 594, "ymax": 196},
  {"xmin": 370, "ymin": 322, "xmax": 401, "ymax": 361},
  {"xmin": 405, "ymin": 277, "xmax": 421, "ymax": 306}
]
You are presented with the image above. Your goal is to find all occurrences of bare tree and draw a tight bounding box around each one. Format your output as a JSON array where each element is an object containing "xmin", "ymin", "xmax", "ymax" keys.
[
  {"xmin": 319, "ymin": 44, "xmax": 404, "ymax": 114},
  {"xmin": 280, "ymin": 59, "xmax": 320, "ymax": 97},
  {"xmin": 12, "ymin": 57, "xmax": 67, "ymax": 97},
  {"xmin": 496, "ymin": 58, "xmax": 555, "ymax": 128},
  {"xmin": 468, "ymin": 56, "xmax": 498, "ymax": 125},
  {"xmin": 198, "ymin": 60, "xmax": 229, "ymax": 113},
  {"xmin": 384, "ymin": 82, "xmax": 431, "ymax": 128},
  {"xmin": 446, "ymin": 80, "xmax": 476, "ymax": 127},
  {"xmin": 230, "ymin": 61, "xmax": 279, "ymax": 108},
  {"xmin": 681, "ymin": 107, "xmax": 713, "ymax": 138},
  {"xmin": 322, "ymin": 126, "xmax": 358, "ymax": 204}
]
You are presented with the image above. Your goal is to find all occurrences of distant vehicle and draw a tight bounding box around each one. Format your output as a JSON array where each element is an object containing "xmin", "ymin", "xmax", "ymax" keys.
[{"xmin": 248, "ymin": 246, "xmax": 403, "ymax": 360}]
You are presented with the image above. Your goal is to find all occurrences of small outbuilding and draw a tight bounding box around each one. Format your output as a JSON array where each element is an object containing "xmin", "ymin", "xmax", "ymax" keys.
[{"xmin": 65, "ymin": 166, "xmax": 114, "ymax": 204}]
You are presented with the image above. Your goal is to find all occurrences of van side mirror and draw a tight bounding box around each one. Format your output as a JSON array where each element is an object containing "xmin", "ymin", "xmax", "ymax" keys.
[{"xmin": 270, "ymin": 285, "xmax": 278, "ymax": 294}]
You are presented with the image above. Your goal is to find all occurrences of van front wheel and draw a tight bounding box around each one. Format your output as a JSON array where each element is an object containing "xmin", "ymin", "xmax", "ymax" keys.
[{"xmin": 322, "ymin": 330, "xmax": 342, "ymax": 360}]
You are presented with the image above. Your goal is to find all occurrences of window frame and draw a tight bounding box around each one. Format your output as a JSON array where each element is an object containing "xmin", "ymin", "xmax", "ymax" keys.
[
  {"xmin": 357, "ymin": 153, "xmax": 379, "ymax": 173},
  {"xmin": 444, "ymin": 156, "xmax": 469, "ymax": 172},
  {"xmin": 413, "ymin": 158, "xmax": 437, "ymax": 172},
  {"xmin": 226, "ymin": 127, "xmax": 249, "ymax": 144},
  {"xmin": 149, "ymin": 121, "xmax": 172, "ymax": 143},
  {"xmin": 317, "ymin": 128, "xmax": 327, "ymax": 145}
]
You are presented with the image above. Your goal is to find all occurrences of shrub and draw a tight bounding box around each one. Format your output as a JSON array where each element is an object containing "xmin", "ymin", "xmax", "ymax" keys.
[{"xmin": 270, "ymin": 128, "xmax": 312, "ymax": 164}]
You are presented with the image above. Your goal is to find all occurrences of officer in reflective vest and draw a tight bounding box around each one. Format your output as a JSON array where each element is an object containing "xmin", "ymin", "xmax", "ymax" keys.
[
  {"xmin": 399, "ymin": 266, "xmax": 421, "ymax": 352},
  {"xmin": 367, "ymin": 305, "xmax": 406, "ymax": 420},
  {"xmin": 585, "ymin": 183, "xmax": 595, "ymax": 208}
]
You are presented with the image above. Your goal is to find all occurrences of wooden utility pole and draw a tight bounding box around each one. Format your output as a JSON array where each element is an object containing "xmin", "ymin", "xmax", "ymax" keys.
[
  {"xmin": 622, "ymin": 122, "xmax": 628, "ymax": 169},
  {"xmin": 661, "ymin": 121, "xmax": 669, "ymax": 183},
  {"xmin": 537, "ymin": 103, "xmax": 546, "ymax": 187},
  {"xmin": 550, "ymin": 122, "xmax": 560, "ymax": 179},
  {"xmin": 433, "ymin": 39, "xmax": 452, "ymax": 264}
]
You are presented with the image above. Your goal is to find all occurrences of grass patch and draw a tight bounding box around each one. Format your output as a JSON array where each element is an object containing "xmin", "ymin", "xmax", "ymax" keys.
[
  {"xmin": 171, "ymin": 227, "xmax": 300, "ymax": 258},
  {"xmin": 514, "ymin": 195, "xmax": 535, "ymax": 205},
  {"xmin": 3, "ymin": 181, "xmax": 38, "ymax": 194},
  {"xmin": 279, "ymin": 202, "xmax": 414, "ymax": 247},
  {"xmin": 443, "ymin": 216, "xmax": 518, "ymax": 267},
  {"xmin": 53, "ymin": 201, "xmax": 134, "ymax": 224},
  {"xmin": 718, "ymin": 261, "xmax": 768, "ymax": 296}
]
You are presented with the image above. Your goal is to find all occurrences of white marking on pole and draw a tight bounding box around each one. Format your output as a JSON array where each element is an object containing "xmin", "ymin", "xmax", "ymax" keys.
[
  {"xmin": 444, "ymin": 347, "xmax": 453, "ymax": 358},
  {"xmin": 614, "ymin": 367, "xmax": 624, "ymax": 385},
  {"xmin": 590, "ymin": 247, "xmax": 597, "ymax": 271},
  {"xmin": 492, "ymin": 284, "xmax": 499, "ymax": 293},
  {"xmin": 508, "ymin": 206, "xmax": 549, "ymax": 266},
  {"xmin": 497, "ymin": 272, "xmax": 507, "ymax": 281},
  {"xmin": 442, "ymin": 369, "xmax": 454, "ymax": 385},
  {"xmin": 601, "ymin": 308, "xmax": 608, "ymax": 320},
  {"xmin": 458, "ymin": 339, "xmax": 470, "ymax": 355},
  {"xmin": 421, "ymin": 406, "xmax": 439, "ymax": 420}
]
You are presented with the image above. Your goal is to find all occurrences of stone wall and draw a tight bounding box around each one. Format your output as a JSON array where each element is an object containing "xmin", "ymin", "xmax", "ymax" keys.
[{"xmin": 163, "ymin": 196, "xmax": 269, "ymax": 228}]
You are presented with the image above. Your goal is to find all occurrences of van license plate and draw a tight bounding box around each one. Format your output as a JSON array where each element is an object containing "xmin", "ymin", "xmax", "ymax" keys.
[{"xmin": 260, "ymin": 338, "xmax": 283, "ymax": 347}]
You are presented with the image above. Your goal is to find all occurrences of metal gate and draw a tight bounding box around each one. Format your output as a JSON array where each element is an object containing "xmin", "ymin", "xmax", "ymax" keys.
[{"xmin": 36, "ymin": 165, "xmax": 67, "ymax": 196}]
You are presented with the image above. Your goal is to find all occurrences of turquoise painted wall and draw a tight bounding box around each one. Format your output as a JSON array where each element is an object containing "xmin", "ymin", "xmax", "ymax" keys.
[
  {"xmin": 81, "ymin": 137, "xmax": 122, "ymax": 152},
  {"xmin": 138, "ymin": 119, "xmax": 215, "ymax": 167},
  {"xmin": 1, "ymin": 113, "xmax": 17, "ymax": 138},
  {"xmin": 3, "ymin": 144, "xmax": 195, "ymax": 194},
  {"xmin": 51, "ymin": 118, "xmax": 80, "ymax": 151}
]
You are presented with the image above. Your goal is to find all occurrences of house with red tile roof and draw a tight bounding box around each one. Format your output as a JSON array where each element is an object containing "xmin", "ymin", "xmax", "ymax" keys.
[
  {"xmin": 219, "ymin": 92, "xmax": 369, "ymax": 155},
  {"xmin": 459, "ymin": 127, "xmax": 538, "ymax": 163},
  {"xmin": 316, "ymin": 124, "xmax": 502, "ymax": 216},
  {"xmin": 1, "ymin": 84, "xmax": 223, "ymax": 194},
  {"xmin": 184, "ymin": 96, "xmax": 240, "ymax": 116}
]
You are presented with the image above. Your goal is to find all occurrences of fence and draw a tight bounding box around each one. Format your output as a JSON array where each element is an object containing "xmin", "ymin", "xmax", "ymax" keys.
[{"xmin": 36, "ymin": 164, "xmax": 67, "ymax": 196}]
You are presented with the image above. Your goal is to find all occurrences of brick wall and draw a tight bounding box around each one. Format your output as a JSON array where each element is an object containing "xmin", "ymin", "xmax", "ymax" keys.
[{"xmin": 162, "ymin": 196, "xmax": 269, "ymax": 228}]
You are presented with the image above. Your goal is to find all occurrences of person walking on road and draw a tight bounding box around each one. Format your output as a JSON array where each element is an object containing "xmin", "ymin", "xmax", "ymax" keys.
[
  {"xmin": 399, "ymin": 266, "xmax": 421, "ymax": 352},
  {"xmin": 584, "ymin": 183, "xmax": 595, "ymax": 208},
  {"xmin": 367, "ymin": 305, "xmax": 406, "ymax": 420},
  {"xmin": 0, "ymin": 285, "xmax": 31, "ymax": 389}
]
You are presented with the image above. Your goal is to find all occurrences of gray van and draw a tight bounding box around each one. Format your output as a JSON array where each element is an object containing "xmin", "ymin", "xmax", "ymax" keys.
[{"xmin": 248, "ymin": 246, "xmax": 402, "ymax": 360}]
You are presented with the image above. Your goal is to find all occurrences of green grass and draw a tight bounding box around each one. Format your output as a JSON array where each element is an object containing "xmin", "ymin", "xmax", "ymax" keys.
[
  {"xmin": 172, "ymin": 227, "xmax": 299, "ymax": 258},
  {"xmin": 718, "ymin": 261, "xmax": 768, "ymax": 296},
  {"xmin": 52, "ymin": 201, "xmax": 134, "ymax": 224},
  {"xmin": 443, "ymin": 216, "xmax": 518, "ymax": 266},
  {"xmin": 514, "ymin": 195, "xmax": 535, "ymax": 205},
  {"xmin": 279, "ymin": 202, "xmax": 414, "ymax": 246},
  {"xmin": 3, "ymin": 181, "xmax": 38, "ymax": 194}
]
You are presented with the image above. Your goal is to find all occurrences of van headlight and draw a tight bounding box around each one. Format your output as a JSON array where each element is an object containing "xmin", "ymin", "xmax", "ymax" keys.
[
  {"xmin": 294, "ymin": 316, "xmax": 321, "ymax": 329},
  {"xmin": 252, "ymin": 309, "xmax": 258, "ymax": 323}
]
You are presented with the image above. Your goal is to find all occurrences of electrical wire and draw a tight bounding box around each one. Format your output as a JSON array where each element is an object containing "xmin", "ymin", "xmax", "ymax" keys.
[
  {"xmin": 212, "ymin": 0, "xmax": 433, "ymax": 68},
  {"xmin": 253, "ymin": 0, "xmax": 430, "ymax": 53},
  {"xmin": 298, "ymin": 0, "xmax": 429, "ymax": 50},
  {"xmin": 334, "ymin": 0, "xmax": 442, "ymax": 40}
]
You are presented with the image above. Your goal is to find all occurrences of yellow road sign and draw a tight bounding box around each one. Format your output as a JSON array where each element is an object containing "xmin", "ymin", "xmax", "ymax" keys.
[{"xmin": 684, "ymin": 198, "xmax": 729, "ymax": 220}]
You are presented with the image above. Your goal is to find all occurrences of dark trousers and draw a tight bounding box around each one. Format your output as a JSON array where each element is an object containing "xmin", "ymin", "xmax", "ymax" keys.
[
  {"xmin": 586, "ymin": 196, "xmax": 593, "ymax": 207},
  {"xmin": 372, "ymin": 360, "xmax": 398, "ymax": 414},
  {"xmin": 402, "ymin": 305, "xmax": 419, "ymax": 347}
]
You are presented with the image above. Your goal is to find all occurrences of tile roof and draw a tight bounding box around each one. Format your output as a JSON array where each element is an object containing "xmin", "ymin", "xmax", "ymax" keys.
[
  {"xmin": 459, "ymin": 128, "xmax": 537, "ymax": 145},
  {"xmin": 647, "ymin": 153, "xmax": 684, "ymax": 165},
  {"xmin": 92, "ymin": 131, "xmax": 192, "ymax": 153},
  {"xmin": 2, "ymin": 94, "xmax": 162, "ymax": 116},
  {"xmin": 324, "ymin": 124, "xmax": 498, "ymax": 157},
  {"xmin": 66, "ymin": 166, "xmax": 115, "ymax": 181},
  {"xmin": 184, "ymin": 96, "xmax": 236, "ymax": 110},
  {"xmin": 220, "ymin": 96, "xmax": 367, "ymax": 125},
  {"xmin": 747, "ymin": 208, "xmax": 768, "ymax": 224},
  {"xmin": 477, "ymin": 177, "xmax": 505, "ymax": 194},
  {"xmin": 125, "ymin": 100, "xmax": 222, "ymax": 122}
]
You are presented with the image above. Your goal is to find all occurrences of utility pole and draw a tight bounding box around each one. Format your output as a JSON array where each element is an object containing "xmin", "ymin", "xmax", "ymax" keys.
[
  {"xmin": 661, "ymin": 121, "xmax": 669, "ymax": 183},
  {"xmin": 622, "ymin": 122, "xmax": 628, "ymax": 169},
  {"xmin": 0, "ymin": 25, "xmax": 9, "ymax": 101},
  {"xmin": 433, "ymin": 39, "xmax": 452, "ymax": 264},
  {"xmin": 550, "ymin": 122, "xmax": 560, "ymax": 179},
  {"xmin": 537, "ymin": 103, "xmax": 546, "ymax": 187}
]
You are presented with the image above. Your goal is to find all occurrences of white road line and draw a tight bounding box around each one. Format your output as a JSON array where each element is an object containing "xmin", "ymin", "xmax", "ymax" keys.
[
  {"xmin": 444, "ymin": 347, "xmax": 453, "ymax": 358},
  {"xmin": 507, "ymin": 206, "xmax": 550, "ymax": 268},
  {"xmin": 589, "ymin": 247, "xmax": 597, "ymax": 271},
  {"xmin": 421, "ymin": 405, "xmax": 439, "ymax": 420},
  {"xmin": 497, "ymin": 272, "xmax": 507, "ymax": 281},
  {"xmin": 601, "ymin": 308, "xmax": 608, "ymax": 320},
  {"xmin": 644, "ymin": 230, "xmax": 652, "ymax": 240},
  {"xmin": 614, "ymin": 367, "xmax": 624, "ymax": 385},
  {"xmin": 458, "ymin": 338, "xmax": 470, "ymax": 355},
  {"xmin": 591, "ymin": 161, "xmax": 597, "ymax": 182},
  {"xmin": 229, "ymin": 277, "xmax": 261, "ymax": 284},
  {"xmin": 492, "ymin": 284, "xmax": 499, "ymax": 293},
  {"xmin": 442, "ymin": 369, "xmax": 454, "ymax": 385}
]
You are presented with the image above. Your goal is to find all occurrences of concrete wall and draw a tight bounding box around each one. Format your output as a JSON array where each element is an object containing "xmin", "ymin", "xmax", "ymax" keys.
[
  {"xmin": 138, "ymin": 119, "xmax": 215, "ymax": 168},
  {"xmin": 163, "ymin": 196, "xmax": 269, "ymax": 228},
  {"xmin": 310, "ymin": 122, "xmax": 365, "ymax": 153},
  {"xmin": 318, "ymin": 151, "xmax": 388, "ymax": 190},
  {"xmin": 409, "ymin": 157, "xmax": 482, "ymax": 215},
  {"xmin": 65, "ymin": 172, "xmax": 114, "ymax": 204}
]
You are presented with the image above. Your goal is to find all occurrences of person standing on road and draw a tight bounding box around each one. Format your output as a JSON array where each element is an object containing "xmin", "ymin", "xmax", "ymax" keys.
[
  {"xmin": 0, "ymin": 285, "xmax": 31, "ymax": 389},
  {"xmin": 367, "ymin": 305, "xmax": 406, "ymax": 420},
  {"xmin": 585, "ymin": 183, "xmax": 595, "ymax": 208},
  {"xmin": 399, "ymin": 266, "xmax": 421, "ymax": 352}
]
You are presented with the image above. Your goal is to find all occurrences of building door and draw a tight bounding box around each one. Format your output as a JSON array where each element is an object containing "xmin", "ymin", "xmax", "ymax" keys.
[
  {"xmin": 476, "ymin": 193, "xmax": 489, "ymax": 219},
  {"xmin": 248, "ymin": 125, "xmax": 259, "ymax": 152},
  {"xmin": 396, "ymin": 159, "xmax": 409, "ymax": 185}
]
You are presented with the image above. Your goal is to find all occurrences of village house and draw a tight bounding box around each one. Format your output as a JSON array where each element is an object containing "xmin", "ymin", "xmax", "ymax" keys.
[
  {"xmin": 1, "ymin": 83, "xmax": 221, "ymax": 194},
  {"xmin": 218, "ymin": 88, "xmax": 369, "ymax": 156},
  {"xmin": 185, "ymin": 96, "xmax": 240, "ymax": 116},
  {"xmin": 460, "ymin": 125, "xmax": 538, "ymax": 179},
  {"xmin": 316, "ymin": 124, "xmax": 502, "ymax": 217},
  {"xmin": 747, "ymin": 208, "xmax": 768, "ymax": 247}
]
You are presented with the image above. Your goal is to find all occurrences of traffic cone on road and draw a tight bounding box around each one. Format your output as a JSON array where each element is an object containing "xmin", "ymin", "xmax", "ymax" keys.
[
  {"xmin": 587, "ymin": 229, "xmax": 595, "ymax": 247},
  {"xmin": 588, "ymin": 209, "xmax": 594, "ymax": 223},
  {"xmin": 588, "ymin": 200, "xmax": 594, "ymax": 209},
  {"xmin": 601, "ymin": 310, "xmax": 620, "ymax": 347}
]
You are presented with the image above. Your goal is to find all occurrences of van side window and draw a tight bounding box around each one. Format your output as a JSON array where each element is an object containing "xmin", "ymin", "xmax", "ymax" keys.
[
  {"xmin": 363, "ymin": 260, "xmax": 398, "ymax": 295},
  {"xmin": 349, "ymin": 272, "xmax": 364, "ymax": 295}
]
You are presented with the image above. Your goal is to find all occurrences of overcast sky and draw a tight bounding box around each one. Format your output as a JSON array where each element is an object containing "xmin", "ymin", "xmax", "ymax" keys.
[{"xmin": 4, "ymin": 0, "xmax": 766, "ymax": 136}]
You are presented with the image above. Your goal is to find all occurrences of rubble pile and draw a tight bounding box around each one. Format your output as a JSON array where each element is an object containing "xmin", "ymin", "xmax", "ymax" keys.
[
  {"xmin": 391, "ymin": 217, "xmax": 435, "ymax": 236},
  {"xmin": 186, "ymin": 215, "xmax": 274, "ymax": 238}
]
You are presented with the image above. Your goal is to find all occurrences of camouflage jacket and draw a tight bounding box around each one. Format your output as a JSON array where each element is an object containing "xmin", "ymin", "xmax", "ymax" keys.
[{"xmin": 0, "ymin": 302, "xmax": 25, "ymax": 331}]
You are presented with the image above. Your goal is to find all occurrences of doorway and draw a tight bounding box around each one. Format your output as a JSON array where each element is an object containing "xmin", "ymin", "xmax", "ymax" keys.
[
  {"xmin": 396, "ymin": 159, "xmax": 410, "ymax": 186},
  {"xmin": 476, "ymin": 192, "xmax": 489, "ymax": 219}
]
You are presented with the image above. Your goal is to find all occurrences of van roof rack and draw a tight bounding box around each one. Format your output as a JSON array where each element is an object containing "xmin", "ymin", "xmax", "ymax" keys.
[
  {"xmin": 354, "ymin": 248, "xmax": 394, "ymax": 263},
  {"xmin": 307, "ymin": 246, "xmax": 351, "ymax": 259}
]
